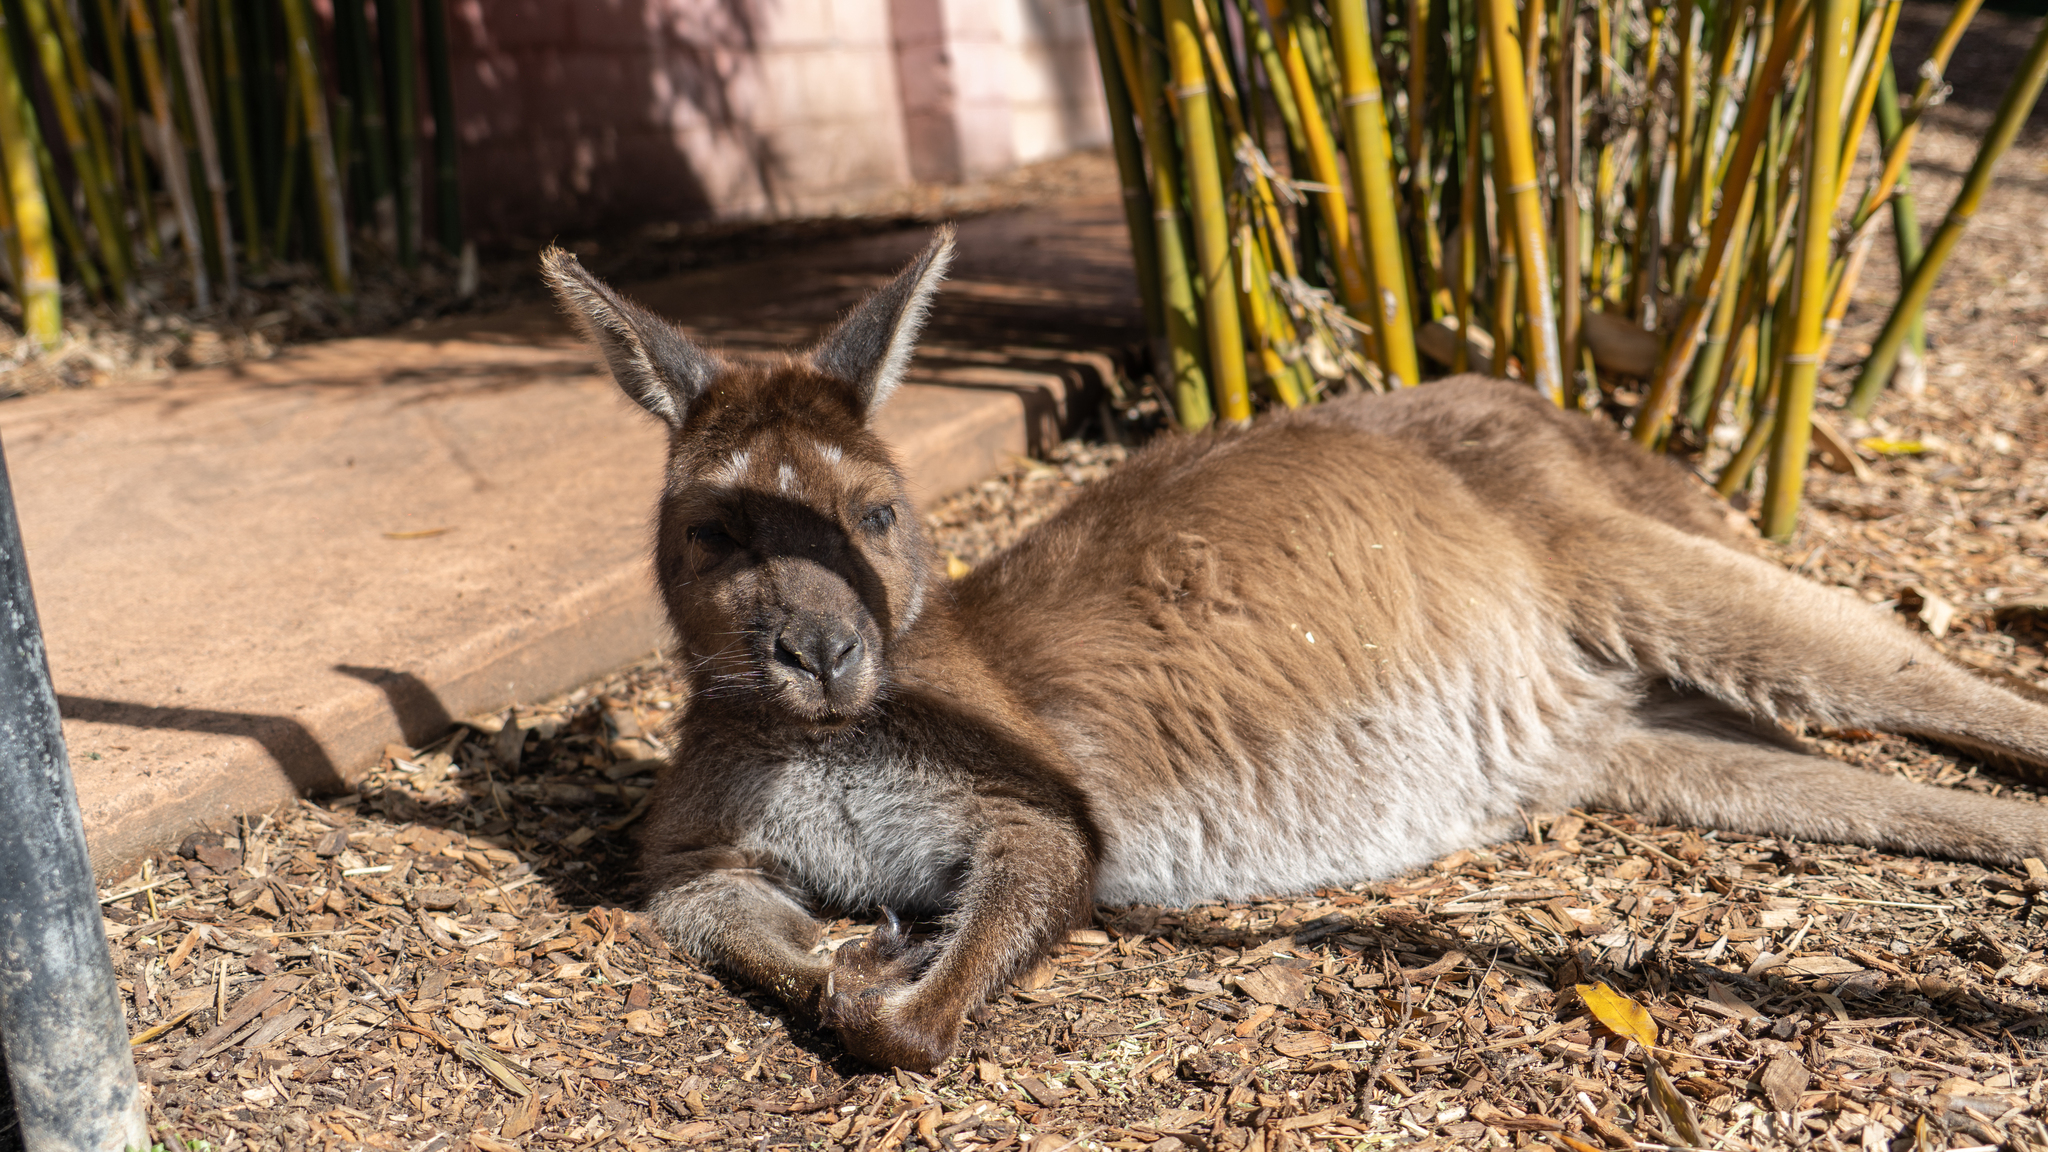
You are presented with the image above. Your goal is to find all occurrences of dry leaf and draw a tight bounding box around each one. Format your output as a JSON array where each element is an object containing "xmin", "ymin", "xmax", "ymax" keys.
[
  {"xmin": 1576, "ymin": 980, "xmax": 1657, "ymax": 1049},
  {"xmin": 1645, "ymin": 1059, "xmax": 1704, "ymax": 1147},
  {"xmin": 468, "ymin": 1133, "xmax": 520, "ymax": 1152},
  {"xmin": 1704, "ymin": 981, "xmax": 1763, "ymax": 1019},
  {"xmin": 1809, "ymin": 414, "xmax": 1873, "ymax": 481},
  {"xmin": 945, "ymin": 552, "xmax": 972, "ymax": 579}
]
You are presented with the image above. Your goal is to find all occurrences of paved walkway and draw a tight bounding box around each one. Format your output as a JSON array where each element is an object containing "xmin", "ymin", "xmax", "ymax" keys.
[{"xmin": 5, "ymin": 195, "xmax": 1139, "ymax": 876}]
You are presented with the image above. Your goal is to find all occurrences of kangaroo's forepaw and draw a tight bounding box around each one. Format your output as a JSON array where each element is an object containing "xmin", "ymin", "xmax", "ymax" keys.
[{"xmin": 820, "ymin": 913, "xmax": 957, "ymax": 1070}]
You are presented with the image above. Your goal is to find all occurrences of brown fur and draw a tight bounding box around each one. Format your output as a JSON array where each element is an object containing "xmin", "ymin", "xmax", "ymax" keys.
[{"xmin": 543, "ymin": 231, "xmax": 2048, "ymax": 1071}]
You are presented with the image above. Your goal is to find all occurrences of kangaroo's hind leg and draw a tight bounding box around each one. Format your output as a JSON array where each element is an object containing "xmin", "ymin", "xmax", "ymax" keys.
[
  {"xmin": 1590, "ymin": 688, "xmax": 2048, "ymax": 865},
  {"xmin": 1577, "ymin": 519, "xmax": 2048, "ymax": 773}
]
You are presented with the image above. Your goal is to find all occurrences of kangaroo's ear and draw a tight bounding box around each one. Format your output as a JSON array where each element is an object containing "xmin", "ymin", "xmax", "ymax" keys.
[
  {"xmin": 809, "ymin": 226, "xmax": 955, "ymax": 414},
  {"xmin": 542, "ymin": 246, "xmax": 717, "ymax": 428}
]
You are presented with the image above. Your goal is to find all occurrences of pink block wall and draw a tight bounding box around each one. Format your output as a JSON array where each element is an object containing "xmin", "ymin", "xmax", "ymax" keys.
[{"xmin": 444, "ymin": 0, "xmax": 1106, "ymax": 246}]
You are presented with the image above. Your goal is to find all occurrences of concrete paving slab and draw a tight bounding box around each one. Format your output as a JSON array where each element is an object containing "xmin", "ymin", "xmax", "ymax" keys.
[{"xmin": 5, "ymin": 197, "xmax": 1139, "ymax": 876}]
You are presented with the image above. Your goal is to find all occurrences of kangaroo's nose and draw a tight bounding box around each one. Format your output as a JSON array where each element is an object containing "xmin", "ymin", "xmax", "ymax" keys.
[{"xmin": 775, "ymin": 621, "xmax": 864, "ymax": 687}]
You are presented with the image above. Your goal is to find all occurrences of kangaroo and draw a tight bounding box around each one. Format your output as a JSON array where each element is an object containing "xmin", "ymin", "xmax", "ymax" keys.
[{"xmin": 542, "ymin": 228, "xmax": 2048, "ymax": 1071}]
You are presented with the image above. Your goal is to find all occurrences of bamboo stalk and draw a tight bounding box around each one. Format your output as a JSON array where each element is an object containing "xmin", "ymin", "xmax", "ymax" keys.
[
  {"xmin": 381, "ymin": 0, "xmax": 421, "ymax": 265},
  {"xmin": 1088, "ymin": 0, "xmax": 1166, "ymax": 355},
  {"xmin": 418, "ymin": 0, "xmax": 460, "ymax": 253},
  {"xmin": 1631, "ymin": 0, "xmax": 1808, "ymax": 444},
  {"xmin": 94, "ymin": 0, "xmax": 159, "ymax": 260},
  {"xmin": 215, "ymin": 0, "xmax": 262, "ymax": 268},
  {"xmin": 21, "ymin": 0, "xmax": 131, "ymax": 300},
  {"xmin": 1847, "ymin": 11, "xmax": 2048, "ymax": 418},
  {"xmin": 22, "ymin": 96, "xmax": 105, "ymax": 298},
  {"xmin": 1165, "ymin": 0, "xmax": 1246, "ymax": 422},
  {"xmin": 280, "ymin": 0, "xmax": 353, "ymax": 298},
  {"xmin": 1848, "ymin": 0, "xmax": 1983, "ymax": 230},
  {"xmin": 1332, "ymin": 0, "xmax": 1421, "ymax": 388},
  {"xmin": 169, "ymin": 1, "xmax": 236, "ymax": 300},
  {"xmin": 1758, "ymin": 0, "xmax": 1853, "ymax": 541},
  {"xmin": 1479, "ymin": 0, "xmax": 1562, "ymax": 401},
  {"xmin": 0, "ymin": 21, "xmax": 61, "ymax": 347},
  {"xmin": 129, "ymin": 0, "xmax": 209, "ymax": 304},
  {"xmin": 1268, "ymin": 0, "xmax": 1373, "ymax": 322},
  {"xmin": 1872, "ymin": 58, "xmax": 1925, "ymax": 367},
  {"xmin": 1124, "ymin": 0, "xmax": 1212, "ymax": 428},
  {"xmin": 1555, "ymin": 0, "xmax": 1583, "ymax": 400}
]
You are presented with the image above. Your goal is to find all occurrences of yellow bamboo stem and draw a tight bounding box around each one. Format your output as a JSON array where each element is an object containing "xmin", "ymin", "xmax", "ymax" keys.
[
  {"xmin": 0, "ymin": 33, "xmax": 60, "ymax": 347},
  {"xmin": 1165, "ymin": 0, "xmax": 1249, "ymax": 422},
  {"xmin": 1849, "ymin": 0, "xmax": 1983, "ymax": 229},
  {"xmin": 1632, "ymin": 0, "xmax": 1809, "ymax": 444},
  {"xmin": 20, "ymin": 0, "xmax": 129, "ymax": 299},
  {"xmin": 1332, "ymin": 0, "xmax": 1421, "ymax": 388},
  {"xmin": 281, "ymin": 0, "xmax": 354, "ymax": 300},
  {"xmin": 1267, "ymin": 0, "xmax": 1374, "ymax": 322},
  {"xmin": 1759, "ymin": 0, "xmax": 1853, "ymax": 540},
  {"xmin": 1479, "ymin": 0, "xmax": 1562, "ymax": 402}
]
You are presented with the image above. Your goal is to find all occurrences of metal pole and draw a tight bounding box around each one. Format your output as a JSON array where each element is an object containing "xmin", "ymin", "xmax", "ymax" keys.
[{"xmin": 0, "ymin": 436, "xmax": 148, "ymax": 1152}]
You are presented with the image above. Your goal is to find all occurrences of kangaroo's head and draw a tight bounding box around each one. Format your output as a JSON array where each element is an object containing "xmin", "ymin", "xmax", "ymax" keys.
[{"xmin": 543, "ymin": 229, "xmax": 955, "ymax": 727}]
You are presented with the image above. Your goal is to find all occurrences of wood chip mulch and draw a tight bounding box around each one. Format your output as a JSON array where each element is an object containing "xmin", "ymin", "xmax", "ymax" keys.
[{"xmin": 104, "ymin": 108, "xmax": 2048, "ymax": 1152}]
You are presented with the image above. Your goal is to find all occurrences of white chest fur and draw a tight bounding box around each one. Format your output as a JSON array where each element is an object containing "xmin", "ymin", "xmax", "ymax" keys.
[{"xmin": 720, "ymin": 733, "xmax": 979, "ymax": 915}]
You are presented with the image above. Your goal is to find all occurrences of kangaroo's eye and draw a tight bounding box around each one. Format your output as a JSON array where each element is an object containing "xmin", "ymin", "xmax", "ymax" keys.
[
  {"xmin": 860, "ymin": 505, "xmax": 897, "ymax": 533},
  {"xmin": 688, "ymin": 523, "xmax": 736, "ymax": 551}
]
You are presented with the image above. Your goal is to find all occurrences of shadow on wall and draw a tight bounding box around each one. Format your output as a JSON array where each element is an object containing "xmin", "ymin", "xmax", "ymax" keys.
[{"xmin": 450, "ymin": 0, "xmax": 779, "ymax": 248}]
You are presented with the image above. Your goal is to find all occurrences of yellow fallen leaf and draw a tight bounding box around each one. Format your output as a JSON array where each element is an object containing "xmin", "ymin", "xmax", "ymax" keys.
[
  {"xmin": 945, "ymin": 553, "xmax": 972, "ymax": 579},
  {"xmin": 1576, "ymin": 980, "xmax": 1657, "ymax": 1049},
  {"xmin": 1857, "ymin": 437, "xmax": 1924, "ymax": 456}
]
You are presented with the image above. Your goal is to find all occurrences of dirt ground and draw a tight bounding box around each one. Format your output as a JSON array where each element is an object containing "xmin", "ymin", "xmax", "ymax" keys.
[{"xmin": 94, "ymin": 14, "xmax": 2048, "ymax": 1152}]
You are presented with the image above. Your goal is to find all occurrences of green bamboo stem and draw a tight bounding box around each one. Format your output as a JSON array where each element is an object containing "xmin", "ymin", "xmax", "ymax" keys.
[
  {"xmin": 1847, "ymin": 11, "xmax": 2048, "ymax": 419},
  {"xmin": 1088, "ymin": 0, "xmax": 1166, "ymax": 355},
  {"xmin": 1685, "ymin": 169, "xmax": 1758, "ymax": 427},
  {"xmin": 1407, "ymin": 0, "xmax": 1445, "ymax": 317},
  {"xmin": 22, "ymin": 99, "xmax": 104, "ymax": 298},
  {"xmin": 0, "ymin": 22, "xmax": 61, "ymax": 347},
  {"xmin": 381, "ymin": 0, "xmax": 421, "ymax": 265},
  {"xmin": 1631, "ymin": 0, "xmax": 1808, "ymax": 444},
  {"xmin": 335, "ymin": 0, "xmax": 393, "ymax": 243},
  {"xmin": 1333, "ymin": 0, "xmax": 1421, "ymax": 389},
  {"xmin": 1479, "ymin": 0, "xmax": 1562, "ymax": 401},
  {"xmin": 419, "ymin": 0, "xmax": 460, "ymax": 253},
  {"xmin": 1124, "ymin": 0, "xmax": 1211, "ymax": 428},
  {"xmin": 281, "ymin": 0, "xmax": 353, "ymax": 299},
  {"xmin": 1269, "ymin": 0, "xmax": 1373, "ymax": 323},
  {"xmin": 93, "ymin": 0, "xmax": 158, "ymax": 260},
  {"xmin": 21, "ymin": 0, "xmax": 130, "ymax": 300},
  {"xmin": 1555, "ymin": 0, "xmax": 1583, "ymax": 401},
  {"xmin": 1848, "ymin": 0, "xmax": 1983, "ymax": 230},
  {"xmin": 271, "ymin": 71, "xmax": 302, "ymax": 262},
  {"xmin": 169, "ymin": 2, "xmax": 237, "ymax": 300},
  {"xmin": 129, "ymin": 0, "xmax": 209, "ymax": 304},
  {"xmin": 0, "ymin": 146, "xmax": 19, "ymax": 300},
  {"xmin": 1759, "ymin": 0, "xmax": 1853, "ymax": 541},
  {"xmin": 1872, "ymin": 58, "xmax": 1924, "ymax": 362},
  {"xmin": 1167, "ymin": 0, "xmax": 1246, "ymax": 423},
  {"xmin": 46, "ymin": 0, "xmax": 126, "ymax": 271},
  {"xmin": 215, "ymin": 0, "xmax": 262, "ymax": 268}
]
